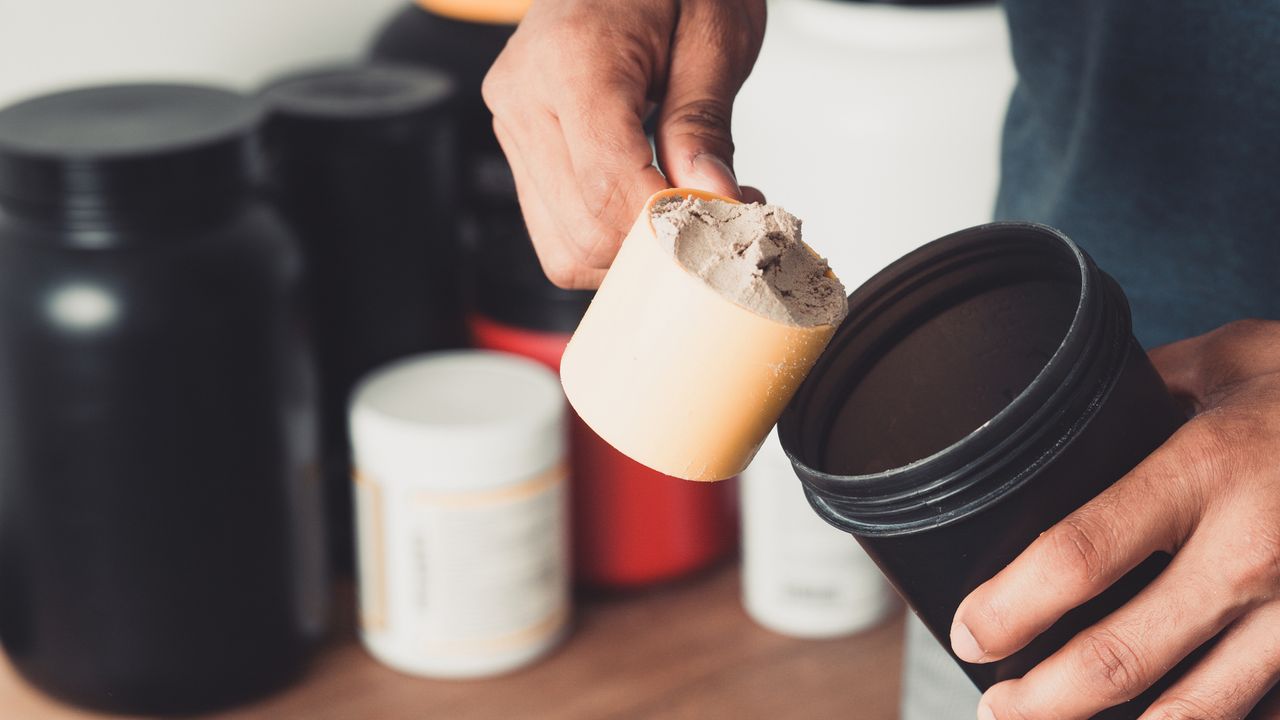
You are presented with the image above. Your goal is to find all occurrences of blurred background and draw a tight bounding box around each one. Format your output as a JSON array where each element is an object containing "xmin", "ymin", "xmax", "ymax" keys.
[{"xmin": 0, "ymin": 1, "xmax": 1013, "ymax": 718}]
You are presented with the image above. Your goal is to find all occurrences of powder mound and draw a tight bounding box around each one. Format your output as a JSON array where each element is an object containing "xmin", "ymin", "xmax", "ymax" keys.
[{"xmin": 650, "ymin": 196, "xmax": 848, "ymax": 328}]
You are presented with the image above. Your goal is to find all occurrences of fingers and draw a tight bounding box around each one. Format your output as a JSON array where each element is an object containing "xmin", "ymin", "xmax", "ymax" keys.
[
  {"xmin": 1137, "ymin": 600, "xmax": 1280, "ymax": 720},
  {"xmin": 489, "ymin": 70, "xmax": 662, "ymax": 287},
  {"xmin": 494, "ymin": 118, "xmax": 607, "ymax": 289},
  {"xmin": 656, "ymin": 0, "xmax": 766, "ymax": 197},
  {"xmin": 555, "ymin": 83, "xmax": 669, "ymax": 263},
  {"xmin": 951, "ymin": 428, "xmax": 1203, "ymax": 665},
  {"xmin": 977, "ymin": 531, "xmax": 1254, "ymax": 720},
  {"xmin": 484, "ymin": 0, "xmax": 766, "ymax": 286},
  {"xmin": 483, "ymin": 0, "xmax": 675, "ymax": 287}
]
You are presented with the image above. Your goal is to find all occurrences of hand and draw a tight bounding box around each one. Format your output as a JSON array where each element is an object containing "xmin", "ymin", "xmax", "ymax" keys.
[
  {"xmin": 482, "ymin": 0, "xmax": 767, "ymax": 288},
  {"xmin": 950, "ymin": 319, "xmax": 1280, "ymax": 719}
]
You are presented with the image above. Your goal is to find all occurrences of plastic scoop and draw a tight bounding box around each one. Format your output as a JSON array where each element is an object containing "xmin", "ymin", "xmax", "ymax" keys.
[{"xmin": 560, "ymin": 188, "xmax": 846, "ymax": 482}]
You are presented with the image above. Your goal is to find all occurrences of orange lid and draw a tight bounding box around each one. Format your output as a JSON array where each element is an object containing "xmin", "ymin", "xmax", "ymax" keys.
[{"xmin": 416, "ymin": 0, "xmax": 531, "ymax": 25}]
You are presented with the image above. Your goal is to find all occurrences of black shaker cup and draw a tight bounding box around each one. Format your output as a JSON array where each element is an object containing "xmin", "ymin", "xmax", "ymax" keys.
[
  {"xmin": 0, "ymin": 84, "xmax": 327, "ymax": 714},
  {"xmin": 779, "ymin": 223, "xmax": 1190, "ymax": 719}
]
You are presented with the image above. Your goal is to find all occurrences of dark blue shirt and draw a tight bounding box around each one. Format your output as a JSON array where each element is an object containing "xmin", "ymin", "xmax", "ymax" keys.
[{"xmin": 996, "ymin": 0, "xmax": 1280, "ymax": 347}]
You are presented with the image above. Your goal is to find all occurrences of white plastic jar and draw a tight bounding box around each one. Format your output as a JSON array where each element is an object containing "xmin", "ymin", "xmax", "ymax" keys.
[
  {"xmin": 742, "ymin": 430, "xmax": 895, "ymax": 638},
  {"xmin": 349, "ymin": 351, "xmax": 570, "ymax": 678}
]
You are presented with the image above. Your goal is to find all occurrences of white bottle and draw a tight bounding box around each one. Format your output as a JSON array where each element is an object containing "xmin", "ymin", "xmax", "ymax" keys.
[
  {"xmin": 735, "ymin": 0, "xmax": 1015, "ymax": 638},
  {"xmin": 742, "ymin": 430, "xmax": 894, "ymax": 638},
  {"xmin": 733, "ymin": 0, "xmax": 1016, "ymax": 289},
  {"xmin": 349, "ymin": 351, "xmax": 570, "ymax": 678}
]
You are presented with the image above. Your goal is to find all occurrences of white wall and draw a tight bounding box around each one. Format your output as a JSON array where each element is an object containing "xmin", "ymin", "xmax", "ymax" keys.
[{"xmin": 0, "ymin": 0, "xmax": 408, "ymax": 106}]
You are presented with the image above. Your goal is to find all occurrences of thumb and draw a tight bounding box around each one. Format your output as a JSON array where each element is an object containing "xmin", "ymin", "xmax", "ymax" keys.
[{"xmin": 655, "ymin": 0, "xmax": 763, "ymax": 199}]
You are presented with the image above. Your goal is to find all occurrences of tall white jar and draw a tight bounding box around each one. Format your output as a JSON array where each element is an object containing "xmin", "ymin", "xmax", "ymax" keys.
[
  {"xmin": 350, "ymin": 351, "xmax": 570, "ymax": 678},
  {"xmin": 734, "ymin": 0, "xmax": 1015, "ymax": 638}
]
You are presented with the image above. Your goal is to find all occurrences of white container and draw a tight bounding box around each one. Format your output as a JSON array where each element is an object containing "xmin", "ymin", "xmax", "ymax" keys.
[
  {"xmin": 349, "ymin": 351, "xmax": 570, "ymax": 678},
  {"xmin": 742, "ymin": 430, "xmax": 895, "ymax": 638},
  {"xmin": 734, "ymin": 0, "xmax": 1015, "ymax": 637},
  {"xmin": 734, "ymin": 0, "xmax": 1015, "ymax": 290}
]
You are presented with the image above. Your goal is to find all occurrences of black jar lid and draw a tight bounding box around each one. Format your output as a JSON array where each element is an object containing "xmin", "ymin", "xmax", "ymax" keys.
[
  {"xmin": 0, "ymin": 84, "xmax": 259, "ymax": 235},
  {"xmin": 471, "ymin": 215, "xmax": 594, "ymax": 334},
  {"xmin": 259, "ymin": 64, "xmax": 455, "ymax": 144}
]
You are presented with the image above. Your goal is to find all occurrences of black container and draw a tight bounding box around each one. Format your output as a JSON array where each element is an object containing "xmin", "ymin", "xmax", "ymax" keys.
[
  {"xmin": 260, "ymin": 64, "xmax": 461, "ymax": 573},
  {"xmin": 779, "ymin": 223, "xmax": 1189, "ymax": 719},
  {"xmin": 0, "ymin": 84, "xmax": 327, "ymax": 714},
  {"xmin": 371, "ymin": 2, "xmax": 521, "ymax": 216},
  {"xmin": 471, "ymin": 220, "xmax": 594, "ymax": 333}
]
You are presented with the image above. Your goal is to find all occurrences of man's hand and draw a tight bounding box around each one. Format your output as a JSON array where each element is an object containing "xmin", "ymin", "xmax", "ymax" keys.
[
  {"xmin": 950, "ymin": 319, "xmax": 1280, "ymax": 719},
  {"xmin": 482, "ymin": 0, "xmax": 766, "ymax": 289}
]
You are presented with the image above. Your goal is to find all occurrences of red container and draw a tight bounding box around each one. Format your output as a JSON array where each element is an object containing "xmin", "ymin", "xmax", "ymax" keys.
[{"xmin": 470, "ymin": 312, "xmax": 736, "ymax": 587}]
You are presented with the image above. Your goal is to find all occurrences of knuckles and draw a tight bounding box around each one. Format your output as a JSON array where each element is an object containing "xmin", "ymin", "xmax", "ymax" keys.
[
  {"xmin": 1212, "ymin": 318, "xmax": 1279, "ymax": 347},
  {"xmin": 1077, "ymin": 626, "xmax": 1151, "ymax": 700},
  {"xmin": 1045, "ymin": 513, "xmax": 1113, "ymax": 590},
  {"xmin": 1223, "ymin": 524, "xmax": 1280, "ymax": 605},
  {"xmin": 662, "ymin": 99, "xmax": 736, "ymax": 146},
  {"xmin": 480, "ymin": 60, "xmax": 516, "ymax": 118}
]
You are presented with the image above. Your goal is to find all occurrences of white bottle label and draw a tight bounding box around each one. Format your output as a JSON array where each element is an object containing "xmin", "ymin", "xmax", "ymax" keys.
[{"xmin": 355, "ymin": 463, "xmax": 569, "ymax": 675}]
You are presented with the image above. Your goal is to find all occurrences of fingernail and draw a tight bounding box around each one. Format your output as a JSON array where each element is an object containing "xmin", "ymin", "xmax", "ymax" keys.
[
  {"xmin": 977, "ymin": 700, "xmax": 997, "ymax": 720},
  {"xmin": 950, "ymin": 620, "xmax": 985, "ymax": 663},
  {"xmin": 689, "ymin": 153, "xmax": 741, "ymax": 197}
]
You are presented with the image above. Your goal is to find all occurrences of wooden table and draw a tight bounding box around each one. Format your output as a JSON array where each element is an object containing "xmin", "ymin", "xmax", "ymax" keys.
[{"xmin": 0, "ymin": 565, "xmax": 904, "ymax": 719}]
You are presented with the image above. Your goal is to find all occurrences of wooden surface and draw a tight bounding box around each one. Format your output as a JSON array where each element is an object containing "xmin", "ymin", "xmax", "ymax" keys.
[{"xmin": 0, "ymin": 565, "xmax": 904, "ymax": 720}]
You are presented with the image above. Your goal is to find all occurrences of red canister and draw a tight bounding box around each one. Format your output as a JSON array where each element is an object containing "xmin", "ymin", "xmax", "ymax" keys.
[{"xmin": 469, "ymin": 227, "xmax": 736, "ymax": 587}]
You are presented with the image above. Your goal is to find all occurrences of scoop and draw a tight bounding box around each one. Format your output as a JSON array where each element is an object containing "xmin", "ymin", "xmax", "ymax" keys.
[{"xmin": 560, "ymin": 188, "xmax": 847, "ymax": 482}]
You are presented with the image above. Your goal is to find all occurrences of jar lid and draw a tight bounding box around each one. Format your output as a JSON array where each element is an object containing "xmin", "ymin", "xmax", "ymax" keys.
[
  {"xmin": 0, "ymin": 84, "xmax": 258, "ymax": 233},
  {"xmin": 259, "ymin": 63, "xmax": 455, "ymax": 143},
  {"xmin": 350, "ymin": 351, "xmax": 565, "ymax": 491}
]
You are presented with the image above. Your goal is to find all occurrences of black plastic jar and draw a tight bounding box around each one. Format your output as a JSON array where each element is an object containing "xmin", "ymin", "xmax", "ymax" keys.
[
  {"xmin": 260, "ymin": 63, "xmax": 461, "ymax": 573},
  {"xmin": 779, "ymin": 223, "xmax": 1189, "ymax": 719},
  {"xmin": 371, "ymin": 1, "xmax": 524, "ymax": 217},
  {"xmin": 0, "ymin": 84, "xmax": 327, "ymax": 714}
]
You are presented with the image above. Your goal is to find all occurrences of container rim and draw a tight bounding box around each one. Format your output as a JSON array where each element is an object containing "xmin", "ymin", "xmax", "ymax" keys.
[{"xmin": 779, "ymin": 221, "xmax": 1130, "ymax": 536}]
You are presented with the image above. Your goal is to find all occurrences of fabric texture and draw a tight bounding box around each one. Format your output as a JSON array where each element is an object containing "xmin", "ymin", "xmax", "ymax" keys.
[{"xmin": 996, "ymin": 0, "xmax": 1280, "ymax": 348}]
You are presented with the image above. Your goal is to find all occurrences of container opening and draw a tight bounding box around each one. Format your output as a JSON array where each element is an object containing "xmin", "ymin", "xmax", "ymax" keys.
[{"xmin": 816, "ymin": 239, "xmax": 1081, "ymax": 476}]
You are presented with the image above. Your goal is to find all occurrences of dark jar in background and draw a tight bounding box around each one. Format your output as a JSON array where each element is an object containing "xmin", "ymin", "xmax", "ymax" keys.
[
  {"xmin": 470, "ymin": 230, "xmax": 737, "ymax": 588},
  {"xmin": 260, "ymin": 63, "xmax": 462, "ymax": 573},
  {"xmin": 779, "ymin": 223, "xmax": 1190, "ymax": 720},
  {"xmin": 371, "ymin": 0, "xmax": 528, "ymax": 219},
  {"xmin": 0, "ymin": 84, "xmax": 327, "ymax": 714}
]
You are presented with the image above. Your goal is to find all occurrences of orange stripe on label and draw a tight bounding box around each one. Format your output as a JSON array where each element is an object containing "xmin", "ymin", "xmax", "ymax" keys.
[{"xmin": 353, "ymin": 470, "xmax": 388, "ymax": 632}]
